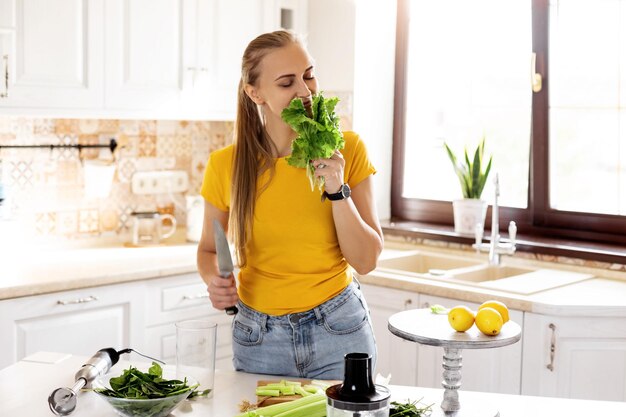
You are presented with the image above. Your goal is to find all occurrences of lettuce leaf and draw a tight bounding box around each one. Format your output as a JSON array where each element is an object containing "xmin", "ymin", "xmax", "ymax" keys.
[{"xmin": 281, "ymin": 93, "xmax": 344, "ymax": 192}]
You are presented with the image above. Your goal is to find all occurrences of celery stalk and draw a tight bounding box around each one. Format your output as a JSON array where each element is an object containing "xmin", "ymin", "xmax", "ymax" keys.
[
  {"xmin": 255, "ymin": 388, "xmax": 281, "ymax": 397},
  {"xmin": 234, "ymin": 393, "xmax": 325, "ymax": 417},
  {"xmin": 272, "ymin": 398, "xmax": 326, "ymax": 417}
]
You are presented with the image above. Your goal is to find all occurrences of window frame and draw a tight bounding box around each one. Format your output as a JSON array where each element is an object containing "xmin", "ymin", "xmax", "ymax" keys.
[{"xmin": 392, "ymin": 0, "xmax": 626, "ymax": 246}]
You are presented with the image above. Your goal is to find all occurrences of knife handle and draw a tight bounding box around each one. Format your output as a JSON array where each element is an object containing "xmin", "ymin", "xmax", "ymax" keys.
[{"xmin": 225, "ymin": 305, "xmax": 238, "ymax": 315}]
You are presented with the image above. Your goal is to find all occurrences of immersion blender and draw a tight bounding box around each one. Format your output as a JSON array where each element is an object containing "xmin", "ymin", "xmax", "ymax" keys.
[{"xmin": 48, "ymin": 348, "xmax": 163, "ymax": 416}]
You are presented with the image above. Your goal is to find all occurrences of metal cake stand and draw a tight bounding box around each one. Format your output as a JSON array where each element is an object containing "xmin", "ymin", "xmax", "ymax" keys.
[{"xmin": 388, "ymin": 308, "xmax": 522, "ymax": 417}]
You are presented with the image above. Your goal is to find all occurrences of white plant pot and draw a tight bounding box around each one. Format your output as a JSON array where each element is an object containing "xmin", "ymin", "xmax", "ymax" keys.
[{"xmin": 452, "ymin": 199, "xmax": 488, "ymax": 236}]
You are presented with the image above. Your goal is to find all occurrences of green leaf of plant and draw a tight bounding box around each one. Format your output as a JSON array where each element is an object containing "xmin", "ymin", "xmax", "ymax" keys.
[{"xmin": 281, "ymin": 92, "xmax": 344, "ymax": 192}]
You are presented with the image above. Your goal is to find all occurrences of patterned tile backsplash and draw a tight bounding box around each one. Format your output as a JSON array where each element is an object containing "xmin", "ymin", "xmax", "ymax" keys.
[
  {"xmin": 0, "ymin": 118, "xmax": 232, "ymax": 241},
  {"xmin": 0, "ymin": 92, "xmax": 354, "ymax": 242}
]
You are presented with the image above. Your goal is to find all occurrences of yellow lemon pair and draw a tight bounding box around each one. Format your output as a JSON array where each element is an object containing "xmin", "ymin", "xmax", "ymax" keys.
[{"xmin": 447, "ymin": 300, "xmax": 509, "ymax": 336}]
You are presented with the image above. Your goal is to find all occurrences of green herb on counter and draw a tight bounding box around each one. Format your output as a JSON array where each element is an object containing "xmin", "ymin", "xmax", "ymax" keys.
[
  {"xmin": 390, "ymin": 398, "xmax": 433, "ymax": 417},
  {"xmin": 430, "ymin": 304, "xmax": 449, "ymax": 315}
]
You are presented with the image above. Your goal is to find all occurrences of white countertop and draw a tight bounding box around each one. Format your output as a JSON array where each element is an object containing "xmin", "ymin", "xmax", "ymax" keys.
[
  {"xmin": 1, "ymin": 353, "xmax": 625, "ymax": 417},
  {"xmin": 2, "ymin": 237, "xmax": 626, "ymax": 316},
  {"xmin": 0, "ymin": 238, "xmax": 198, "ymax": 300}
]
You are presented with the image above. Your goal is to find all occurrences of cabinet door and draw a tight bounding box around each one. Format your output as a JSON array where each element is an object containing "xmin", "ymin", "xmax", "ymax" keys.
[
  {"xmin": 417, "ymin": 294, "xmax": 523, "ymax": 394},
  {"xmin": 104, "ymin": 0, "xmax": 185, "ymax": 112},
  {"xmin": 522, "ymin": 312, "xmax": 626, "ymax": 401},
  {"xmin": 360, "ymin": 284, "xmax": 419, "ymax": 386},
  {"xmin": 0, "ymin": 0, "xmax": 104, "ymax": 109},
  {"xmin": 0, "ymin": 281, "xmax": 145, "ymax": 370},
  {"xmin": 143, "ymin": 273, "xmax": 233, "ymax": 370}
]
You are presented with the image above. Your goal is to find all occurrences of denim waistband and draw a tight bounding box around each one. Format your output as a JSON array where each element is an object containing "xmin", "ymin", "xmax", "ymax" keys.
[{"xmin": 236, "ymin": 280, "xmax": 359, "ymax": 330}]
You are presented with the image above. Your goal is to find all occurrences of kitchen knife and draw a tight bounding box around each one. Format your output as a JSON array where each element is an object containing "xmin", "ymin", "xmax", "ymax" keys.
[{"xmin": 212, "ymin": 219, "xmax": 238, "ymax": 315}]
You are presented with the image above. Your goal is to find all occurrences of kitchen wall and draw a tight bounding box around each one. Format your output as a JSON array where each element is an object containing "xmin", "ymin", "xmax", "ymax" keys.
[{"xmin": 0, "ymin": 93, "xmax": 353, "ymax": 242}]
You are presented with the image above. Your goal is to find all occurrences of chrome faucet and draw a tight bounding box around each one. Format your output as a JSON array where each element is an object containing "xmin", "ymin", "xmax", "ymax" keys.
[{"xmin": 473, "ymin": 173, "xmax": 517, "ymax": 265}]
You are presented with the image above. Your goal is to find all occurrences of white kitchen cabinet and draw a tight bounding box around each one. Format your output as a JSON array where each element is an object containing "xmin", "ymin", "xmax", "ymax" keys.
[
  {"xmin": 104, "ymin": 0, "xmax": 187, "ymax": 114},
  {"xmin": 522, "ymin": 312, "xmax": 626, "ymax": 402},
  {"xmin": 417, "ymin": 294, "xmax": 523, "ymax": 395},
  {"xmin": 360, "ymin": 283, "xmax": 419, "ymax": 386},
  {"xmin": 0, "ymin": 0, "xmax": 308, "ymax": 118},
  {"xmin": 0, "ymin": 0, "xmax": 104, "ymax": 109},
  {"xmin": 0, "ymin": 280, "xmax": 145, "ymax": 370},
  {"xmin": 143, "ymin": 273, "xmax": 234, "ymax": 370}
]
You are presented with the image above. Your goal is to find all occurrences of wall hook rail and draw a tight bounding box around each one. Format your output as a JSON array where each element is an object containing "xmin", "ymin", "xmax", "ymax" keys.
[{"xmin": 0, "ymin": 138, "xmax": 118, "ymax": 154}]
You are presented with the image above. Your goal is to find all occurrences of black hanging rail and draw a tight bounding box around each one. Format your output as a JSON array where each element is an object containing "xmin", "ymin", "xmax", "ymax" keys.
[{"xmin": 0, "ymin": 138, "xmax": 118, "ymax": 154}]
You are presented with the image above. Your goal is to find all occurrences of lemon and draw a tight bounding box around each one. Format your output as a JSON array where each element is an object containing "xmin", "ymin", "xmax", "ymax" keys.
[
  {"xmin": 478, "ymin": 300, "xmax": 509, "ymax": 324},
  {"xmin": 475, "ymin": 307, "xmax": 503, "ymax": 336},
  {"xmin": 447, "ymin": 305, "xmax": 475, "ymax": 332}
]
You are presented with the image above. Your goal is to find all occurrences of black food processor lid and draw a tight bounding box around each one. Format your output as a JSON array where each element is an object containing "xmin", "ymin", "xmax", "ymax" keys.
[{"xmin": 325, "ymin": 352, "xmax": 391, "ymax": 412}]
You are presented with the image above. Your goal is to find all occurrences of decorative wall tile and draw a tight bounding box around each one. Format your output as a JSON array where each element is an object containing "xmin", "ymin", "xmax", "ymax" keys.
[
  {"xmin": 9, "ymin": 160, "xmax": 34, "ymax": 188},
  {"xmin": 99, "ymin": 119, "xmax": 120, "ymax": 133},
  {"xmin": 157, "ymin": 120, "xmax": 176, "ymax": 135},
  {"xmin": 138, "ymin": 134, "xmax": 157, "ymax": 157},
  {"xmin": 119, "ymin": 135, "xmax": 139, "ymax": 157},
  {"xmin": 33, "ymin": 119, "xmax": 55, "ymax": 135},
  {"xmin": 78, "ymin": 119, "xmax": 100, "ymax": 134},
  {"xmin": 100, "ymin": 209, "xmax": 119, "ymax": 232},
  {"xmin": 10, "ymin": 117, "xmax": 34, "ymax": 136},
  {"xmin": 78, "ymin": 135, "xmax": 100, "ymax": 160},
  {"xmin": 56, "ymin": 210, "xmax": 78, "ymax": 235},
  {"xmin": 116, "ymin": 158, "xmax": 138, "ymax": 183},
  {"xmin": 54, "ymin": 119, "xmax": 79, "ymax": 135},
  {"xmin": 138, "ymin": 120, "xmax": 156, "ymax": 135},
  {"xmin": 156, "ymin": 135, "xmax": 176, "ymax": 157},
  {"xmin": 119, "ymin": 120, "xmax": 140, "ymax": 135},
  {"xmin": 54, "ymin": 134, "xmax": 80, "ymax": 161},
  {"xmin": 78, "ymin": 208, "xmax": 100, "ymax": 234},
  {"xmin": 35, "ymin": 212, "xmax": 56, "ymax": 235}
]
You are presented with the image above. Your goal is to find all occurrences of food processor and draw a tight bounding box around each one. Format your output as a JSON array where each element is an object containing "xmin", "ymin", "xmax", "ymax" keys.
[{"xmin": 326, "ymin": 353, "xmax": 391, "ymax": 417}]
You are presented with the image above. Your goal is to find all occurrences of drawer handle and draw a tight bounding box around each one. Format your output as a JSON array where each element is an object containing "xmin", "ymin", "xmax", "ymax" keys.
[
  {"xmin": 546, "ymin": 323, "xmax": 556, "ymax": 372},
  {"xmin": 183, "ymin": 293, "xmax": 209, "ymax": 300},
  {"xmin": 422, "ymin": 302, "xmax": 430, "ymax": 309},
  {"xmin": 1, "ymin": 54, "xmax": 8, "ymax": 98},
  {"xmin": 57, "ymin": 295, "xmax": 99, "ymax": 305}
]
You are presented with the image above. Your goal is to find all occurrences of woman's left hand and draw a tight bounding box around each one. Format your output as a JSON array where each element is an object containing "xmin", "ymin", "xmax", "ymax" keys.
[{"xmin": 312, "ymin": 150, "xmax": 345, "ymax": 194}]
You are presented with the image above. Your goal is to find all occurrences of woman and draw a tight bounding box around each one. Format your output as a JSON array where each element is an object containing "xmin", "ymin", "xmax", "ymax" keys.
[{"xmin": 197, "ymin": 30, "xmax": 383, "ymax": 380}]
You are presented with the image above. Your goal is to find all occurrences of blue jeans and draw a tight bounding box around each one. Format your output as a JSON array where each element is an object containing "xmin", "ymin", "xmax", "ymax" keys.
[{"xmin": 231, "ymin": 281, "xmax": 377, "ymax": 380}]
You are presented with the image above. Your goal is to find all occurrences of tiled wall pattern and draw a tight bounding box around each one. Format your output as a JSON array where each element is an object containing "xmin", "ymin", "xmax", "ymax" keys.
[
  {"xmin": 0, "ymin": 92, "xmax": 354, "ymax": 241},
  {"xmin": 0, "ymin": 118, "xmax": 233, "ymax": 239}
]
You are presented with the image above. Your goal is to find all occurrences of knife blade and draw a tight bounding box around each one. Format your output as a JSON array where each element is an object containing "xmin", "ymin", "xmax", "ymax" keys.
[{"xmin": 212, "ymin": 219, "xmax": 238, "ymax": 315}]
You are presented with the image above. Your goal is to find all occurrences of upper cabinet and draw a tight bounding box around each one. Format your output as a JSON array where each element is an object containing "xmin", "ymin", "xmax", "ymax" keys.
[
  {"xmin": 0, "ymin": 0, "xmax": 308, "ymax": 119},
  {"xmin": 0, "ymin": 0, "xmax": 104, "ymax": 109}
]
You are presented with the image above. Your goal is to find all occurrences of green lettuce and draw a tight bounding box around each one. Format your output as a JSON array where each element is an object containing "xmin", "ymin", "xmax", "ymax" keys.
[{"xmin": 281, "ymin": 93, "xmax": 344, "ymax": 192}]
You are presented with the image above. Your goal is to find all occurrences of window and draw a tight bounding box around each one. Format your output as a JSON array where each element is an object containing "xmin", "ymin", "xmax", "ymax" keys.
[{"xmin": 393, "ymin": 0, "xmax": 626, "ymax": 242}]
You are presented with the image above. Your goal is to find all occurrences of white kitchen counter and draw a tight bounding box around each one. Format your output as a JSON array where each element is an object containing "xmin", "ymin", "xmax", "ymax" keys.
[
  {"xmin": 1, "ymin": 353, "xmax": 625, "ymax": 417},
  {"xmin": 2, "ymin": 237, "xmax": 626, "ymax": 316},
  {"xmin": 0, "ymin": 239, "xmax": 198, "ymax": 300}
]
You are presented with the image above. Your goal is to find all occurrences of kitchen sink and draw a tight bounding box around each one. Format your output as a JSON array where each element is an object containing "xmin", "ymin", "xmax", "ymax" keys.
[
  {"xmin": 373, "ymin": 250, "xmax": 594, "ymax": 294},
  {"xmin": 377, "ymin": 251, "xmax": 482, "ymax": 274},
  {"xmin": 444, "ymin": 264, "xmax": 536, "ymax": 283}
]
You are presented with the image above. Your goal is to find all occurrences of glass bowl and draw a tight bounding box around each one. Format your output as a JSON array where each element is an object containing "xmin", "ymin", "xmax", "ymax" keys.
[{"xmin": 92, "ymin": 373, "xmax": 195, "ymax": 417}]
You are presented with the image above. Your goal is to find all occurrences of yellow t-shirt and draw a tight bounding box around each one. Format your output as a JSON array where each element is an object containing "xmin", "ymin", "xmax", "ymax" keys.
[{"xmin": 200, "ymin": 131, "xmax": 376, "ymax": 315}]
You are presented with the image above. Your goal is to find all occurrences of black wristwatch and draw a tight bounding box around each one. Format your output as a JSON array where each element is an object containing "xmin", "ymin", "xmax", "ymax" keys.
[{"xmin": 322, "ymin": 183, "xmax": 351, "ymax": 202}]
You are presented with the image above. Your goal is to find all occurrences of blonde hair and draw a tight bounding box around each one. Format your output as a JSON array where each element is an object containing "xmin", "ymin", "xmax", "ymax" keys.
[{"xmin": 230, "ymin": 30, "xmax": 303, "ymax": 268}]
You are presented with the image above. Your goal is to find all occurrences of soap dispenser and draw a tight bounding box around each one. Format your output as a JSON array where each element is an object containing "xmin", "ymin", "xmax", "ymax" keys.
[{"xmin": 326, "ymin": 353, "xmax": 391, "ymax": 417}]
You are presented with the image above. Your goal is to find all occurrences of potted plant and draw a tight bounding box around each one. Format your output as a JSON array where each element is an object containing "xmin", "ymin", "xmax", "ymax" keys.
[{"xmin": 444, "ymin": 138, "xmax": 492, "ymax": 236}]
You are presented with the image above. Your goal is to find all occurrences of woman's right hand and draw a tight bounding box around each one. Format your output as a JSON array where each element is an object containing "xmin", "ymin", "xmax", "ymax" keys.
[
  {"xmin": 197, "ymin": 201, "xmax": 239, "ymax": 311},
  {"xmin": 207, "ymin": 271, "xmax": 239, "ymax": 310}
]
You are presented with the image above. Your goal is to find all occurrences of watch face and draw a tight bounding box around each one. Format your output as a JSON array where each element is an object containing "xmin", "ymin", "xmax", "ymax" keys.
[{"xmin": 342, "ymin": 184, "xmax": 351, "ymax": 198}]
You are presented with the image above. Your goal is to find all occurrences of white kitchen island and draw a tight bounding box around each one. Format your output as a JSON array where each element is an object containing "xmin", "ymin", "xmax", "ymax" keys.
[{"xmin": 1, "ymin": 353, "xmax": 625, "ymax": 417}]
